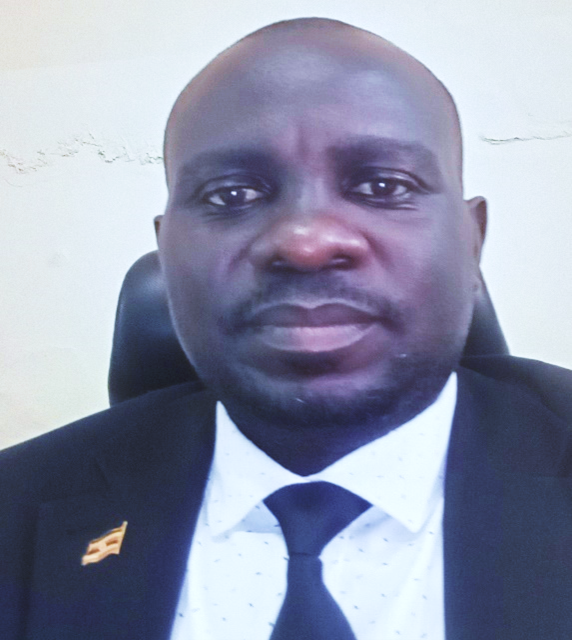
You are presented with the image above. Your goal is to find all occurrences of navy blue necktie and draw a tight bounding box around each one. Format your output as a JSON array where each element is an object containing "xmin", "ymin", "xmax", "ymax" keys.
[{"xmin": 264, "ymin": 482, "xmax": 371, "ymax": 640}]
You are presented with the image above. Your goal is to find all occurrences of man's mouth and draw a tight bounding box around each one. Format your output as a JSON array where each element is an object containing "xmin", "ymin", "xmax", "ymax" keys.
[{"xmin": 249, "ymin": 302, "xmax": 379, "ymax": 353}]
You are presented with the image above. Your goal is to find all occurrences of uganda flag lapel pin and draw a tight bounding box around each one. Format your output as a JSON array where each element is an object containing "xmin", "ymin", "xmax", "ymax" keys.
[{"xmin": 81, "ymin": 521, "xmax": 128, "ymax": 566}]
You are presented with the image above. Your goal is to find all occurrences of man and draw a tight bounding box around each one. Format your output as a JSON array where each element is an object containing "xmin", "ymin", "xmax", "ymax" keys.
[{"xmin": 2, "ymin": 17, "xmax": 572, "ymax": 640}]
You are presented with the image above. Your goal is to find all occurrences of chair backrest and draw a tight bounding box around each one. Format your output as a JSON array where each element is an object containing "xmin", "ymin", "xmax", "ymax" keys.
[{"xmin": 108, "ymin": 250, "xmax": 509, "ymax": 405}]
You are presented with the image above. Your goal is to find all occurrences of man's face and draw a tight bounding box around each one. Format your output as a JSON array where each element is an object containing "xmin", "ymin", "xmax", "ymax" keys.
[{"xmin": 158, "ymin": 37, "xmax": 485, "ymax": 431}]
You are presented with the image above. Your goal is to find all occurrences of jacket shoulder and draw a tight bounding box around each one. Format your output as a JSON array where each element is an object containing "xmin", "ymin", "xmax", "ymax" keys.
[
  {"xmin": 0, "ymin": 382, "xmax": 207, "ymax": 503},
  {"xmin": 460, "ymin": 354, "xmax": 572, "ymax": 423}
]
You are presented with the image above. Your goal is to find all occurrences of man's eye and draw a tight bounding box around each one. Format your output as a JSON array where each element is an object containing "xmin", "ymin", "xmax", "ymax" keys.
[
  {"xmin": 203, "ymin": 186, "xmax": 265, "ymax": 208},
  {"xmin": 348, "ymin": 178, "xmax": 411, "ymax": 199}
]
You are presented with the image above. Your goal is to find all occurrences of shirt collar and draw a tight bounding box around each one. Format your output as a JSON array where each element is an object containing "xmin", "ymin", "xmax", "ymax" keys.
[{"xmin": 205, "ymin": 373, "xmax": 457, "ymax": 536}]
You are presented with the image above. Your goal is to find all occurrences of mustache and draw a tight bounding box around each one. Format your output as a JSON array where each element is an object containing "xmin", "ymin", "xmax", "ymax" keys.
[{"xmin": 222, "ymin": 273, "xmax": 406, "ymax": 332}]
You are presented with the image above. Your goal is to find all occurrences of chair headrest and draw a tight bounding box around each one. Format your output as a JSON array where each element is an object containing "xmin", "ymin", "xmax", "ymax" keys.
[
  {"xmin": 463, "ymin": 277, "xmax": 509, "ymax": 357},
  {"xmin": 108, "ymin": 251, "xmax": 199, "ymax": 406},
  {"xmin": 108, "ymin": 251, "xmax": 508, "ymax": 405}
]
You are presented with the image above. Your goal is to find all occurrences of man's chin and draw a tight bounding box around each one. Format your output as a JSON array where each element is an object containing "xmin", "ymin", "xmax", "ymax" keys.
[
  {"xmin": 226, "ymin": 385, "xmax": 402, "ymax": 433},
  {"xmin": 205, "ymin": 353, "xmax": 456, "ymax": 434}
]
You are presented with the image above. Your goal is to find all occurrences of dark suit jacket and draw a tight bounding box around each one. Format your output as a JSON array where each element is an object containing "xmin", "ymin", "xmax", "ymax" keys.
[{"xmin": 2, "ymin": 355, "xmax": 572, "ymax": 640}]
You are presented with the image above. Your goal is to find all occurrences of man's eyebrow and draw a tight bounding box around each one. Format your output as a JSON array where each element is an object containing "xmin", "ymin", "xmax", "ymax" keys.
[
  {"xmin": 329, "ymin": 137, "xmax": 444, "ymax": 186},
  {"xmin": 174, "ymin": 149, "xmax": 278, "ymax": 187},
  {"xmin": 172, "ymin": 139, "xmax": 445, "ymax": 190}
]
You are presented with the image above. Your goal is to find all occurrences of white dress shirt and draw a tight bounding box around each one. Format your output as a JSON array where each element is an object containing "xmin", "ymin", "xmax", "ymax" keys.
[{"xmin": 170, "ymin": 373, "xmax": 457, "ymax": 640}]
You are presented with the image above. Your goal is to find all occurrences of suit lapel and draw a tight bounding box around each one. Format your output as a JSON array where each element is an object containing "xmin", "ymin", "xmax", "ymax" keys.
[
  {"xmin": 445, "ymin": 367, "xmax": 572, "ymax": 640},
  {"xmin": 26, "ymin": 388, "xmax": 216, "ymax": 640}
]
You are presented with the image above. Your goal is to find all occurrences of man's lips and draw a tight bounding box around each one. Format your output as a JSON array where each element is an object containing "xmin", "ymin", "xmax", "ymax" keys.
[
  {"xmin": 250, "ymin": 302, "xmax": 378, "ymax": 327},
  {"xmin": 247, "ymin": 302, "xmax": 379, "ymax": 353}
]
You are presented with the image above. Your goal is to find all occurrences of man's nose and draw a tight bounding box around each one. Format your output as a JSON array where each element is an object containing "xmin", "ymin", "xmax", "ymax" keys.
[{"xmin": 250, "ymin": 214, "xmax": 370, "ymax": 272}]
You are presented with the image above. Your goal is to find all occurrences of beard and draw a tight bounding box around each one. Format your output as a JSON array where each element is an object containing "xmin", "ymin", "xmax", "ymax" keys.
[{"xmin": 195, "ymin": 342, "xmax": 462, "ymax": 437}]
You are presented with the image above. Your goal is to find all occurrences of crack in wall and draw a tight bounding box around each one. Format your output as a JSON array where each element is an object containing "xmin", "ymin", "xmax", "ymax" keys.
[
  {"xmin": 0, "ymin": 133, "xmax": 164, "ymax": 174},
  {"xmin": 4, "ymin": 128, "xmax": 570, "ymax": 172},
  {"xmin": 481, "ymin": 130, "xmax": 572, "ymax": 145}
]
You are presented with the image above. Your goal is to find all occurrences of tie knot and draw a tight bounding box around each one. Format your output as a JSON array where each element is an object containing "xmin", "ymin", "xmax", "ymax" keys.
[{"xmin": 264, "ymin": 482, "xmax": 371, "ymax": 557}]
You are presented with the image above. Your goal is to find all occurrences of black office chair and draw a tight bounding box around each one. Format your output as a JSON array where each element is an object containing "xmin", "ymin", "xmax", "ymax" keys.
[{"xmin": 108, "ymin": 251, "xmax": 509, "ymax": 405}]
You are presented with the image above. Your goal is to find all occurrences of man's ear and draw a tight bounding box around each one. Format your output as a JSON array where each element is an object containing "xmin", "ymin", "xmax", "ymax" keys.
[
  {"xmin": 465, "ymin": 196, "xmax": 487, "ymax": 263},
  {"xmin": 154, "ymin": 215, "xmax": 163, "ymax": 242}
]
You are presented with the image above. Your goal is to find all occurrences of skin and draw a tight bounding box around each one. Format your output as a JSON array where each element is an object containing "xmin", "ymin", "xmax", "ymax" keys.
[{"xmin": 156, "ymin": 19, "xmax": 487, "ymax": 475}]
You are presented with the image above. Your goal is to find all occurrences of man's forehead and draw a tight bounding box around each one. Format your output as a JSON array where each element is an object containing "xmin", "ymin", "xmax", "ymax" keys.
[
  {"xmin": 165, "ymin": 19, "xmax": 462, "ymax": 182},
  {"xmin": 172, "ymin": 22, "xmax": 445, "ymax": 118}
]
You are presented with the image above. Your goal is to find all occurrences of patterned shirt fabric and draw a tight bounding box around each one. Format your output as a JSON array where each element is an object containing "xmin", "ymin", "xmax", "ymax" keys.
[{"xmin": 170, "ymin": 373, "xmax": 457, "ymax": 640}]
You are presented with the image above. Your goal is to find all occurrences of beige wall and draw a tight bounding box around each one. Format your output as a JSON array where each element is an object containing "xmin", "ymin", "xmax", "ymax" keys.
[{"xmin": 1, "ymin": 0, "xmax": 571, "ymax": 448}]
